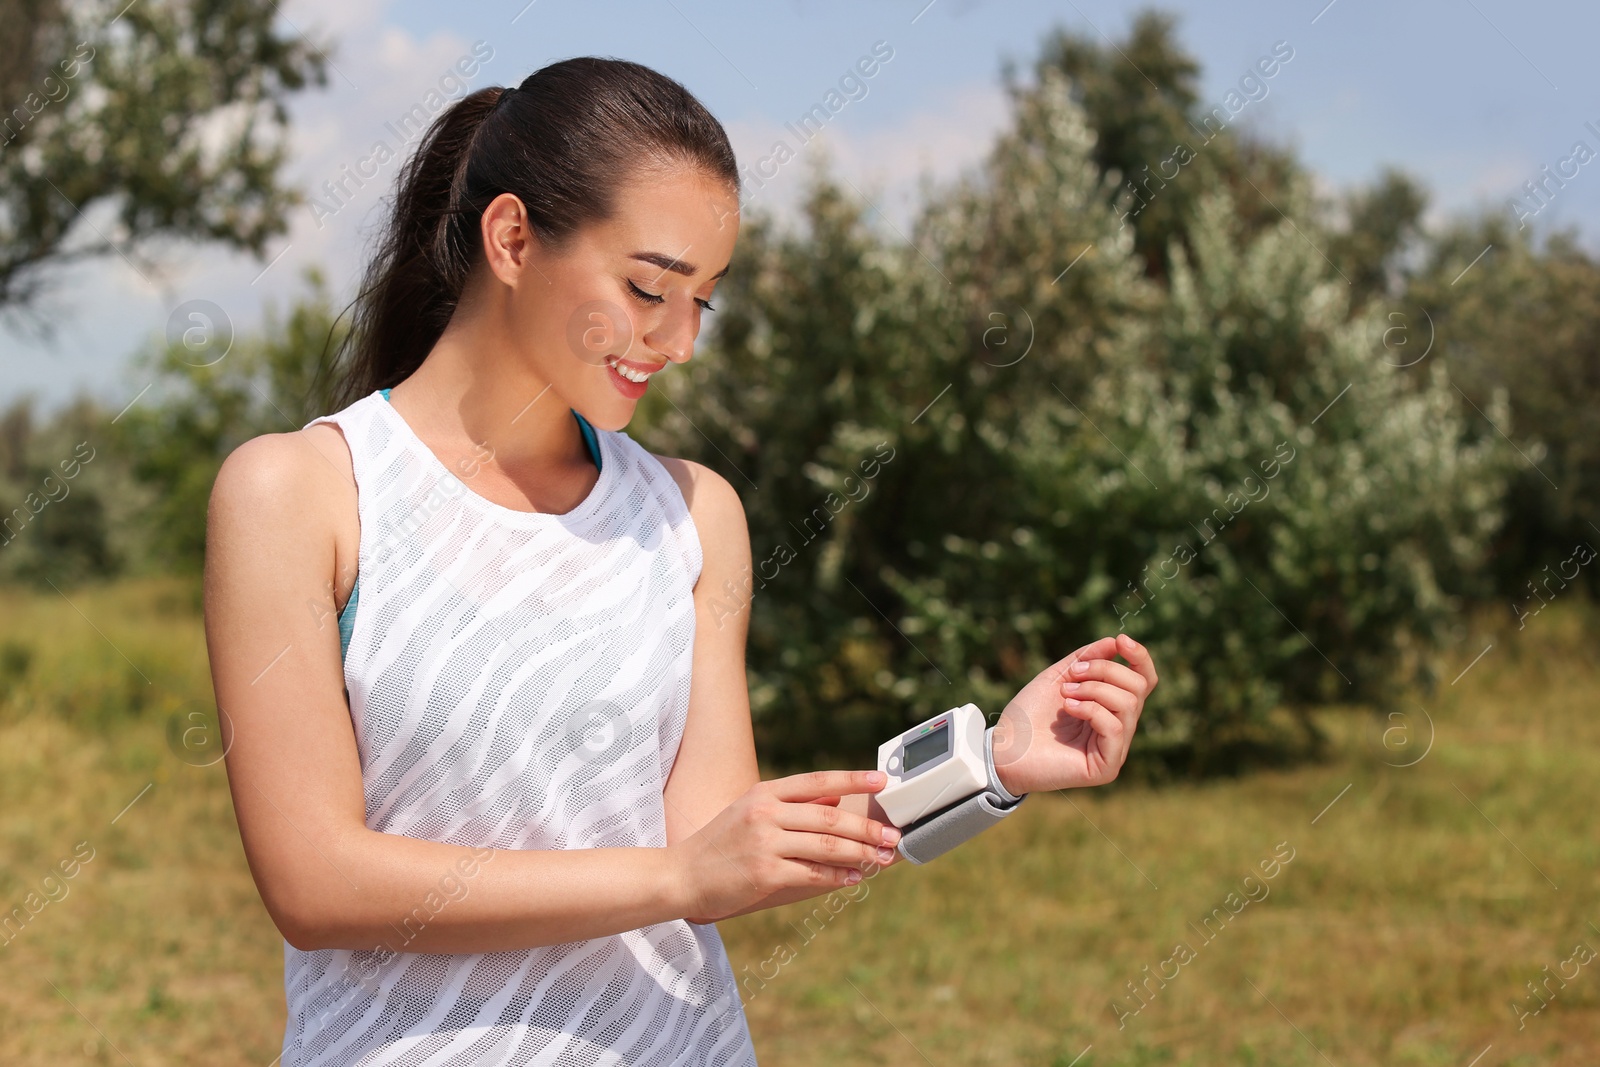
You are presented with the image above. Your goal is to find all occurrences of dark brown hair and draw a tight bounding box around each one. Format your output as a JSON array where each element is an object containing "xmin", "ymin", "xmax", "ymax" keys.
[{"xmin": 325, "ymin": 56, "xmax": 740, "ymax": 411}]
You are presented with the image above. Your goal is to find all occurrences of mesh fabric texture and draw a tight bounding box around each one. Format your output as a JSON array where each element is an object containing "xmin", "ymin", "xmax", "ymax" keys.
[{"xmin": 289, "ymin": 389, "xmax": 757, "ymax": 1066}]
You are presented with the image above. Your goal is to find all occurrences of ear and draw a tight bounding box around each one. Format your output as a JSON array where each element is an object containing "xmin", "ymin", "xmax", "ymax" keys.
[{"xmin": 480, "ymin": 192, "xmax": 535, "ymax": 287}]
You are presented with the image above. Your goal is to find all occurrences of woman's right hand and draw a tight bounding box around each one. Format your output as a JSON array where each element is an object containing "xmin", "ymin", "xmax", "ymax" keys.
[{"xmin": 670, "ymin": 769, "xmax": 901, "ymax": 923}]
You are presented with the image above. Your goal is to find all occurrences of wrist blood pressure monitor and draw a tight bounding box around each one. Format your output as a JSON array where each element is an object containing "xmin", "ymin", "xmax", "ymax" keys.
[{"xmin": 875, "ymin": 703, "xmax": 1027, "ymax": 865}]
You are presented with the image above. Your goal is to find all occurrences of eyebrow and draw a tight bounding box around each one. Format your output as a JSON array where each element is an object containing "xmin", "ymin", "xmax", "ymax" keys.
[{"xmin": 629, "ymin": 251, "xmax": 730, "ymax": 281}]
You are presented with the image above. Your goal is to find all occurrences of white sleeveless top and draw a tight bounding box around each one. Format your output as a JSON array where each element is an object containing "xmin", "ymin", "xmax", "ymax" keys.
[{"xmin": 285, "ymin": 389, "xmax": 757, "ymax": 1066}]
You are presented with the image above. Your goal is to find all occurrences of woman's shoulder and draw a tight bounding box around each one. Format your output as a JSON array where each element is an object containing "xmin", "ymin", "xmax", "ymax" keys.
[
  {"xmin": 213, "ymin": 424, "xmax": 355, "ymax": 513},
  {"xmin": 645, "ymin": 452, "xmax": 743, "ymax": 523},
  {"xmin": 640, "ymin": 451, "xmax": 749, "ymax": 577},
  {"xmin": 209, "ymin": 425, "xmax": 360, "ymax": 605}
]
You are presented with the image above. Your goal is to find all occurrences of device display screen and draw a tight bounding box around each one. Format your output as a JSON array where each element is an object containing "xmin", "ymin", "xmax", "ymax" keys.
[{"xmin": 903, "ymin": 722, "xmax": 949, "ymax": 773}]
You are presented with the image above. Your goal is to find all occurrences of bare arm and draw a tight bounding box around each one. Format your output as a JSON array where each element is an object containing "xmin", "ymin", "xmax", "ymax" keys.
[
  {"xmin": 207, "ymin": 430, "xmax": 694, "ymax": 954},
  {"xmin": 654, "ymin": 457, "xmax": 904, "ymax": 923}
]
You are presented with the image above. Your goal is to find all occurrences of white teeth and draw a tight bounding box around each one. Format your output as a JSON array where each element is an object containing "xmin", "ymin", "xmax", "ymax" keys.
[{"xmin": 606, "ymin": 356, "xmax": 651, "ymax": 383}]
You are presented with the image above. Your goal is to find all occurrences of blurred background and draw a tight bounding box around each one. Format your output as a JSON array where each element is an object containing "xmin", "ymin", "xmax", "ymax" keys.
[{"xmin": 2, "ymin": 0, "xmax": 1597, "ymax": 1063}]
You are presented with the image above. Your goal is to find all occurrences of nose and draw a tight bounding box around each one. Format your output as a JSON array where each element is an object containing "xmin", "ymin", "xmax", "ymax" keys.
[{"xmin": 644, "ymin": 302, "xmax": 698, "ymax": 365}]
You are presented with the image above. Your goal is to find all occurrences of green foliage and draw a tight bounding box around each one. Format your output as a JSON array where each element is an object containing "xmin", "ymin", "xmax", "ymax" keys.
[
  {"xmin": 0, "ymin": 4, "xmax": 1570, "ymax": 783},
  {"xmin": 1027, "ymin": 10, "xmax": 1302, "ymax": 282},
  {"xmin": 1, "ymin": 271, "xmax": 342, "ymax": 585},
  {"xmin": 643, "ymin": 61, "xmax": 1513, "ymax": 774},
  {"xmin": 0, "ymin": 395, "xmax": 135, "ymax": 587},
  {"xmin": 1402, "ymin": 216, "xmax": 1600, "ymax": 600},
  {"xmin": 1324, "ymin": 166, "xmax": 1429, "ymax": 308},
  {"xmin": 0, "ymin": 0, "xmax": 328, "ymax": 315},
  {"xmin": 111, "ymin": 270, "xmax": 346, "ymax": 574},
  {"xmin": 1032, "ymin": 183, "xmax": 1512, "ymax": 770}
]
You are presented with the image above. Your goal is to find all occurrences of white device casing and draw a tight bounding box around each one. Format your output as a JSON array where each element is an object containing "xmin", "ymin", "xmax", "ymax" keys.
[{"xmin": 874, "ymin": 703, "xmax": 989, "ymax": 828}]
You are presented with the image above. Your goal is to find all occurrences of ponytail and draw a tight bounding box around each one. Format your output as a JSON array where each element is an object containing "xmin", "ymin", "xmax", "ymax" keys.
[{"xmin": 325, "ymin": 57, "xmax": 741, "ymax": 412}]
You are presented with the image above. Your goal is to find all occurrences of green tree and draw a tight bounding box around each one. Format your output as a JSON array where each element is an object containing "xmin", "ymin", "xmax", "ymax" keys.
[
  {"xmin": 0, "ymin": 0, "xmax": 327, "ymax": 316},
  {"xmin": 1403, "ymin": 215, "xmax": 1600, "ymax": 600},
  {"xmin": 1006, "ymin": 181, "xmax": 1510, "ymax": 773},
  {"xmin": 1326, "ymin": 166, "xmax": 1430, "ymax": 309},
  {"xmin": 113, "ymin": 271, "xmax": 345, "ymax": 574},
  {"xmin": 0, "ymin": 395, "xmax": 125, "ymax": 588},
  {"xmin": 1027, "ymin": 9, "xmax": 1302, "ymax": 282},
  {"xmin": 643, "ymin": 60, "xmax": 1512, "ymax": 776},
  {"xmin": 0, "ymin": 272, "xmax": 341, "ymax": 587}
]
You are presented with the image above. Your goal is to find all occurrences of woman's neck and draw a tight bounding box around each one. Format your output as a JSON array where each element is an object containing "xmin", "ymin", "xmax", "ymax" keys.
[{"xmin": 388, "ymin": 312, "xmax": 591, "ymax": 491}]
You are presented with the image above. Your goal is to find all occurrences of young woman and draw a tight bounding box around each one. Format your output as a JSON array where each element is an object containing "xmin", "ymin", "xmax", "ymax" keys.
[{"xmin": 203, "ymin": 56, "xmax": 1157, "ymax": 1066}]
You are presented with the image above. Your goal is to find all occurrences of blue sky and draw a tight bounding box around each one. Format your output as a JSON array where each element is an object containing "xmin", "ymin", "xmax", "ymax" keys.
[{"xmin": 6, "ymin": 0, "xmax": 1597, "ymax": 415}]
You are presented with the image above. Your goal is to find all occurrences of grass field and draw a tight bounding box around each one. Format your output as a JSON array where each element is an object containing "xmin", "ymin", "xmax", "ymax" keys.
[{"xmin": 1, "ymin": 577, "xmax": 1595, "ymax": 1065}]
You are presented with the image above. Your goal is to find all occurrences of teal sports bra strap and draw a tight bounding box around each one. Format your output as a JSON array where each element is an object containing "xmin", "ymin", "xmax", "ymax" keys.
[{"xmin": 573, "ymin": 410, "xmax": 602, "ymax": 473}]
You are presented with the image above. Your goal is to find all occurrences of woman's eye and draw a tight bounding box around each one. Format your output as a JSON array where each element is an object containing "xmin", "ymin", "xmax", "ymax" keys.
[
  {"xmin": 626, "ymin": 280, "xmax": 664, "ymax": 305},
  {"xmin": 627, "ymin": 279, "xmax": 715, "ymax": 313}
]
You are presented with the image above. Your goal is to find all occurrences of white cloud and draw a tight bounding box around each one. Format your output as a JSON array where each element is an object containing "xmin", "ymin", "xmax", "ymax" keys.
[{"xmin": 724, "ymin": 79, "xmax": 1009, "ymax": 235}]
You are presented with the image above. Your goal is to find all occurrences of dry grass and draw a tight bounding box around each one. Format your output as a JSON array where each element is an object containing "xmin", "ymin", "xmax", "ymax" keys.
[{"xmin": 0, "ymin": 577, "xmax": 1595, "ymax": 1065}]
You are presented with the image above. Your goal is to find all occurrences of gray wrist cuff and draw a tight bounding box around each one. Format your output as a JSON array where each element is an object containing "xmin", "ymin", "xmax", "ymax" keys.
[
  {"xmin": 895, "ymin": 725, "xmax": 1026, "ymax": 865},
  {"xmin": 983, "ymin": 722, "xmax": 1027, "ymax": 805}
]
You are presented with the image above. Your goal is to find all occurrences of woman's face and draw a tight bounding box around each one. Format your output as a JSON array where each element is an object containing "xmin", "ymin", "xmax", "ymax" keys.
[{"xmin": 494, "ymin": 164, "xmax": 741, "ymax": 432}]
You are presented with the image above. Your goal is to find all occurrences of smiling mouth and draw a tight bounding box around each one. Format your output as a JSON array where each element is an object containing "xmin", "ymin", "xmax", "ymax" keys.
[{"xmin": 605, "ymin": 355, "xmax": 665, "ymax": 383}]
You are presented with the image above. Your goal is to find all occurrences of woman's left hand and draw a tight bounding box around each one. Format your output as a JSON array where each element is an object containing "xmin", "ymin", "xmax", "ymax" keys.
[{"xmin": 990, "ymin": 633, "xmax": 1158, "ymax": 795}]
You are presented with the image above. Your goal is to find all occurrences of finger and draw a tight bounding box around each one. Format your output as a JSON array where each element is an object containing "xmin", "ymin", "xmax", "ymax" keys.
[
  {"xmin": 767, "ymin": 769, "xmax": 885, "ymax": 803},
  {"xmin": 782, "ymin": 856, "xmax": 876, "ymax": 889},
  {"xmin": 1060, "ymin": 679, "xmax": 1137, "ymax": 718},
  {"xmin": 1064, "ymin": 657, "xmax": 1149, "ymax": 697},
  {"xmin": 1069, "ymin": 635, "xmax": 1120, "ymax": 665},
  {"xmin": 779, "ymin": 798, "xmax": 900, "ymax": 848},
  {"xmin": 1063, "ymin": 668, "xmax": 1146, "ymax": 732},
  {"xmin": 1116, "ymin": 633, "xmax": 1160, "ymax": 693},
  {"xmin": 778, "ymin": 829, "xmax": 900, "ymax": 873},
  {"xmin": 1044, "ymin": 636, "xmax": 1120, "ymax": 685},
  {"xmin": 1064, "ymin": 698, "xmax": 1127, "ymax": 757},
  {"xmin": 867, "ymin": 845, "xmax": 903, "ymax": 871}
]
